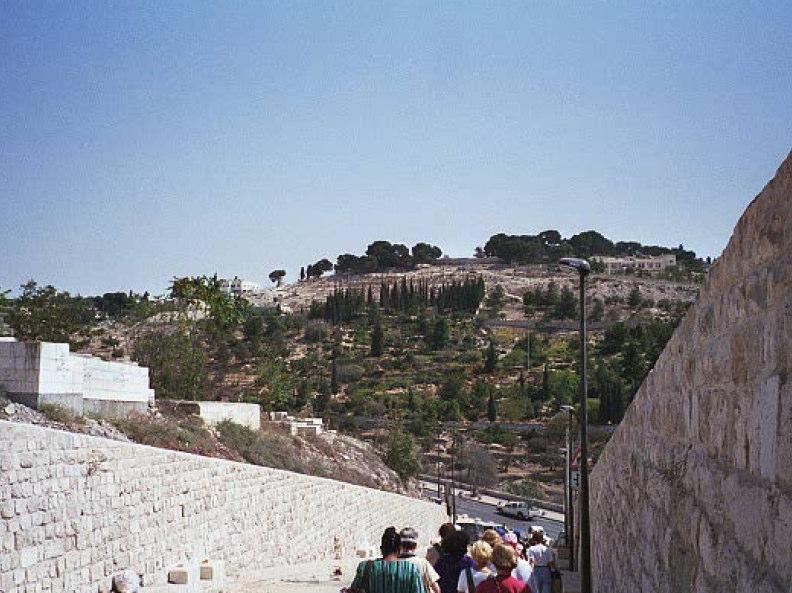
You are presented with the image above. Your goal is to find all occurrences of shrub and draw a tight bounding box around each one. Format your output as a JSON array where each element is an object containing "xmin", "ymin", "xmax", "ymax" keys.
[
  {"xmin": 304, "ymin": 320, "xmax": 329, "ymax": 343},
  {"xmin": 216, "ymin": 420, "xmax": 306, "ymax": 473},
  {"xmin": 336, "ymin": 363, "xmax": 366, "ymax": 383},
  {"xmin": 38, "ymin": 403, "xmax": 82, "ymax": 425}
]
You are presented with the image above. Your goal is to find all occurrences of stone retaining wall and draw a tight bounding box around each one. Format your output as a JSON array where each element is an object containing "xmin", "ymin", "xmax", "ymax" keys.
[
  {"xmin": 590, "ymin": 150, "xmax": 792, "ymax": 592},
  {"xmin": 0, "ymin": 420, "xmax": 447, "ymax": 593}
]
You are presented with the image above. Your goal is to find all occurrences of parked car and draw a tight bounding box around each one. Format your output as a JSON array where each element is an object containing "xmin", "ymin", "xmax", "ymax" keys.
[{"xmin": 495, "ymin": 501, "xmax": 534, "ymax": 520}]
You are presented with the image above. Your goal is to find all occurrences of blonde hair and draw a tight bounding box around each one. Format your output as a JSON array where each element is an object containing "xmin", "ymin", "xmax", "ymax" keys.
[
  {"xmin": 491, "ymin": 544, "xmax": 518, "ymax": 571},
  {"xmin": 481, "ymin": 529, "xmax": 502, "ymax": 548},
  {"xmin": 468, "ymin": 540, "xmax": 493, "ymax": 568}
]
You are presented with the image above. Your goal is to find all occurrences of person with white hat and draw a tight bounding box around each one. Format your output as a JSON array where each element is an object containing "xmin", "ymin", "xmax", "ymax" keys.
[
  {"xmin": 399, "ymin": 527, "xmax": 441, "ymax": 593},
  {"xmin": 527, "ymin": 529, "xmax": 556, "ymax": 593}
]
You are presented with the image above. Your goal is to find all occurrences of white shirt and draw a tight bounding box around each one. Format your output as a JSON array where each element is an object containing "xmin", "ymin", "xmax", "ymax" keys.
[
  {"xmin": 513, "ymin": 559, "xmax": 537, "ymax": 593},
  {"xmin": 456, "ymin": 567, "xmax": 491, "ymax": 593},
  {"xmin": 528, "ymin": 544, "xmax": 554, "ymax": 567}
]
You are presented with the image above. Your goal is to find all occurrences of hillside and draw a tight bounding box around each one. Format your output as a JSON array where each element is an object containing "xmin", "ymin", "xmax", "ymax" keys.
[{"xmin": 42, "ymin": 259, "xmax": 696, "ymax": 504}]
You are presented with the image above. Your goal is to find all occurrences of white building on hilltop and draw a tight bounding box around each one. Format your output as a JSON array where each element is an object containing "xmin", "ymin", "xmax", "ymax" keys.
[
  {"xmin": 220, "ymin": 276, "xmax": 261, "ymax": 296},
  {"xmin": 591, "ymin": 254, "xmax": 676, "ymax": 274}
]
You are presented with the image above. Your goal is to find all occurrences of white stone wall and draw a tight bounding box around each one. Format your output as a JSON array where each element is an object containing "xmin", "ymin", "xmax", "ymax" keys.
[
  {"xmin": 194, "ymin": 402, "xmax": 261, "ymax": 430},
  {"xmin": 0, "ymin": 420, "xmax": 447, "ymax": 593},
  {"xmin": 0, "ymin": 341, "xmax": 154, "ymax": 406}
]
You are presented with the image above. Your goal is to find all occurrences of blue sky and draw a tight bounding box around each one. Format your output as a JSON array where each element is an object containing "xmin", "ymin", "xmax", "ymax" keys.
[{"xmin": 2, "ymin": 2, "xmax": 791, "ymax": 296}]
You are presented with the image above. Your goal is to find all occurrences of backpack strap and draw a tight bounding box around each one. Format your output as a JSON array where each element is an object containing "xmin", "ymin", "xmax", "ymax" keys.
[{"xmin": 465, "ymin": 566, "xmax": 476, "ymax": 593}]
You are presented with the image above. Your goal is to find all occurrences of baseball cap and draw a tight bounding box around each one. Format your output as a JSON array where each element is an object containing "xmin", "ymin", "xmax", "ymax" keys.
[{"xmin": 399, "ymin": 527, "xmax": 419, "ymax": 545}]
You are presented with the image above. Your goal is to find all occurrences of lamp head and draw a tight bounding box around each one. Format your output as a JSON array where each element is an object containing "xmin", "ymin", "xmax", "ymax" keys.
[
  {"xmin": 560, "ymin": 404, "xmax": 575, "ymax": 414},
  {"xmin": 559, "ymin": 257, "xmax": 591, "ymax": 276}
]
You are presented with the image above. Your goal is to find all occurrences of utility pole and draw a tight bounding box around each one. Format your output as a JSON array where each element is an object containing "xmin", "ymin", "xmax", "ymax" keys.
[
  {"xmin": 560, "ymin": 258, "xmax": 592, "ymax": 593},
  {"xmin": 561, "ymin": 406, "xmax": 576, "ymax": 572},
  {"xmin": 450, "ymin": 432, "xmax": 457, "ymax": 523}
]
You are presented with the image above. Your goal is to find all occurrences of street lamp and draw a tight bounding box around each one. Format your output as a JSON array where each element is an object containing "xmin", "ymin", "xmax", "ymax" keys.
[{"xmin": 559, "ymin": 257, "xmax": 592, "ymax": 593}]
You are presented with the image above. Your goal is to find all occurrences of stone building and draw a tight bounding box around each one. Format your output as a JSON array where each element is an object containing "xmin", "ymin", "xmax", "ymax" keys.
[{"xmin": 591, "ymin": 253, "xmax": 676, "ymax": 273}]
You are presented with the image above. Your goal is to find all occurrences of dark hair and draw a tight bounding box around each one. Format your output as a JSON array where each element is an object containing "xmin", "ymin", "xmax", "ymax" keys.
[
  {"xmin": 441, "ymin": 530, "xmax": 470, "ymax": 559},
  {"xmin": 438, "ymin": 522, "xmax": 456, "ymax": 540},
  {"xmin": 380, "ymin": 527, "xmax": 401, "ymax": 556}
]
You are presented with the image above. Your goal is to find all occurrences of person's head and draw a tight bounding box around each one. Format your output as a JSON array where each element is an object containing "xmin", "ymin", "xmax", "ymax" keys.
[
  {"xmin": 399, "ymin": 527, "xmax": 419, "ymax": 553},
  {"xmin": 481, "ymin": 529, "xmax": 502, "ymax": 548},
  {"xmin": 529, "ymin": 526, "xmax": 546, "ymax": 546},
  {"xmin": 441, "ymin": 529, "xmax": 470, "ymax": 559},
  {"xmin": 438, "ymin": 522, "xmax": 456, "ymax": 541},
  {"xmin": 468, "ymin": 540, "xmax": 493, "ymax": 570},
  {"xmin": 380, "ymin": 527, "xmax": 401, "ymax": 557},
  {"xmin": 491, "ymin": 544, "xmax": 518, "ymax": 574}
]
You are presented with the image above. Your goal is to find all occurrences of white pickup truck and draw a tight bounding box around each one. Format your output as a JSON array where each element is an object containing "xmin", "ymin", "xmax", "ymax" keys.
[{"xmin": 495, "ymin": 501, "xmax": 534, "ymax": 520}]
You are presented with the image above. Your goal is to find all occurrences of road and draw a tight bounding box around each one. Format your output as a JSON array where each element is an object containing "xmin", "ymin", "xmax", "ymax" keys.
[{"xmin": 420, "ymin": 485, "xmax": 564, "ymax": 541}]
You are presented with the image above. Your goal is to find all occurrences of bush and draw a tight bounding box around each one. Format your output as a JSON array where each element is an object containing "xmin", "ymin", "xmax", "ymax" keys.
[
  {"xmin": 304, "ymin": 320, "xmax": 329, "ymax": 343},
  {"xmin": 336, "ymin": 363, "xmax": 366, "ymax": 383},
  {"xmin": 133, "ymin": 329, "xmax": 208, "ymax": 400},
  {"xmin": 216, "ymin": 420, "xmax": 306, "ymax": 473},
  {"xmin": 38, "ymin": 403, "xmax": 82, "ymax": 425}
]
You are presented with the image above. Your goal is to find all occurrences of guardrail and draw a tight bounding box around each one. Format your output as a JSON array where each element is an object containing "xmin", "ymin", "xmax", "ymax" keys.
[{"xmin": 419, "ymin": 474, "xmax": 564, "ymax": 514}]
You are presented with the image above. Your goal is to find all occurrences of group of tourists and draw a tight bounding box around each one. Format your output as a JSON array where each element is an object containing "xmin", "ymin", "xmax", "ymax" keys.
[{"xmin": 343, "ymin": 523, "xmax": 558, "ymax": 593}]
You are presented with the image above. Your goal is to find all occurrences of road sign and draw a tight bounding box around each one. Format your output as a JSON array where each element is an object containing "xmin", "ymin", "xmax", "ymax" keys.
[{"xmin": 570, "ymin": 470, "xmax": 580, "ymax": 489}]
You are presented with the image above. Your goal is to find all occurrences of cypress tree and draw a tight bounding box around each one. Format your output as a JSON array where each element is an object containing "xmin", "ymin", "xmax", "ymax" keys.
[
  {"xmin": 487, "ymin": 392, "xmax": 497, "ymax": 422},
  {"xmin": 542, "ymin": 364, "xmax": 550, "ymax": 401},
  {"xmin": 370, "ymin": 316, "xmax": 384, "ymax": 357},
  {"xmin": 484, "ymin": 340, "xmax": 498, "ymax": 373},
  {"xmin": 331, "ymin": 358, "xmax": 339, "ymax": 394},
  {"xmin": 300, "ymin": 267, "xmax": 306, "ymax": 281}
]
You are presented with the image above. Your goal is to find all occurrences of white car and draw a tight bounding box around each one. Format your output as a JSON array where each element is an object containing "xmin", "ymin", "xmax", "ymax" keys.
[{"xmin": 496, "ymin": 501, "xmax": 533, "ymax": 520}]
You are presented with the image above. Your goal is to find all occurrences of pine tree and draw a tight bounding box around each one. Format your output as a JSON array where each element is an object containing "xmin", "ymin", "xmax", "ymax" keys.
[{"xmin": 300, "ymin": 267, "xmax": 306, "ymax": 281}]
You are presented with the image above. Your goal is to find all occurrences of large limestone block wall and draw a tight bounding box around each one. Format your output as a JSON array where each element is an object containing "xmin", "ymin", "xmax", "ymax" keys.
[
  {"xmin": 590, "ymin": 151, "xmax": 792, "ymax": 593},
  {"xmin": 0, "ymin": 420, "xmax": 447, "ymax": 593},
  {"xmin": 0, "ymin": 341, "xmax": 154, "ymax": 415}
]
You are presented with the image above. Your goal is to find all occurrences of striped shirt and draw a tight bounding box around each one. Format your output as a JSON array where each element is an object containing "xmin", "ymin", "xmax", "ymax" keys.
[{"xmin": 350, "ymin": 559, "xmax": 426, "ymax": 593}]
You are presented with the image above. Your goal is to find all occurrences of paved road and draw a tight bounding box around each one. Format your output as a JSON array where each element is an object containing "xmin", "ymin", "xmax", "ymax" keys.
[{"xmin": 420, "ymin": 486, "xmax": 564, "ymax": 541}]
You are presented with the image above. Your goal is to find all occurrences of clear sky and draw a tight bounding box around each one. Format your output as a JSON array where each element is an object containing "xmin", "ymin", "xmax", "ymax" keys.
[{"xmin": 2, "ymin": 2, "xmax": 791, "ymax": 296}]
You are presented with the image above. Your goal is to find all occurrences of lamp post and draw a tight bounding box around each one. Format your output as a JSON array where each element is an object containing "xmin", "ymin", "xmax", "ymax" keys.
[{"xmin": 559, "ymin": 257, "xmax": 592, "ymax": 593}]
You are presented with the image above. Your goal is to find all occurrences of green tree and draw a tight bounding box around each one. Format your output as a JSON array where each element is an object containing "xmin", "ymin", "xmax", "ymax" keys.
[
  {"xmin": 8, "ymin": 281, "xmax": 90, "ymax": 346},
  {"xmin": 268, "ymin": 269, "xmax": 286, "ymax": 287},
  {"xmin": 370, "ymin": 316, "xmax": 384, "ymax": 357},
  {"xmin": 485, "ymin": 284, "xmax": 507, "ymax": 314},
  {"xmin": 133, "ymin": 329, "xmax": 208, "ymax": 400},
  {"xmin": 595, "ymin": 362, "xmax": 624, "ymax": 424},
  {"xmin": 300, "ymin": 267, "xmax": 306, "ymax": 281},
  {"xmin": 620, "ymin": 341, "xmax": 646, "ymax": 392},
  {"xmin": 330, "ymin": 358, "xmax": 339, "ymax": 394},
  {"xmin": 411, "ymin": 242, "xmax": 443, "ymax": 264},
  {"xmin": 484, "ymin": 340, "xmax": 498, "ymax": 373},
  {"xmin": 487, "ymin": 392, "xmax": 497, "ymax": 422},
  {"xmin": 428, "ymin": 317, "xmax": 449, "ymax": 350},
  {"xmin": 553, "ymin": 285, "xmax": 577, "ymax": 319},
  {"xmin": 589, "ymin": 298, "xmax": 604, "ymax": 322},
  {"xmin": 627, "ymin": 285, "xmax": 642, "ymax": 308},
  {"xmin": 384, "ymin": 426, "xmax": 422, "ymax": 480},
  {"xmin": 307, "ymin": 259, "xmax": 333, "ymax": 278}
]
